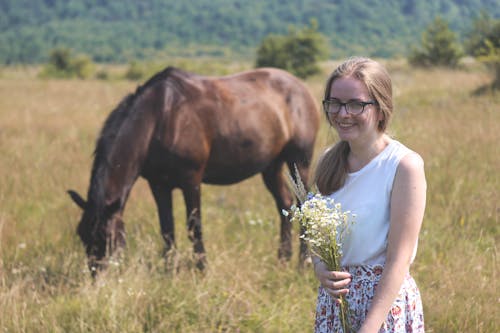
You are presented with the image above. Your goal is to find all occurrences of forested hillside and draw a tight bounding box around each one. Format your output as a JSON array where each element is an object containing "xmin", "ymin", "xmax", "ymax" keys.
[{"xmin": 1, "ymin": 0, "xmax": 499, "ymax": 64}]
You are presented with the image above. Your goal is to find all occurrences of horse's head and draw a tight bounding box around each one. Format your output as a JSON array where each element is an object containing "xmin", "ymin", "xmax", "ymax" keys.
[{"xmin": 68, "ymin": 190, "xmax": 126, "ymax": 275}]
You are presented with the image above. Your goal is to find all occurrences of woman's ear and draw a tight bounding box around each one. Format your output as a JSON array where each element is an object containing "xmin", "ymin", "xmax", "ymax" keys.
[
  {"xmin": 377, "ymin": 109, "xmax": 386, "ymax": 131},
  {"xmin": 377, "ymin": 107, "xmax": 384, "ymax": 121}
]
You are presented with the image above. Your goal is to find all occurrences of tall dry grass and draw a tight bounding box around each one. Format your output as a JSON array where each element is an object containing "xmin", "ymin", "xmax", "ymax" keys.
[{"xmin": 0, "ymin": 61, "xmax": 498, "ymax": 332}]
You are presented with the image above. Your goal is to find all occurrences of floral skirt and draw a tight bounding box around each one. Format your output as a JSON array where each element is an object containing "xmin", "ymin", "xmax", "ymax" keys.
[{"xmin": 314, "ymin": 265, "xmax": 424, "ymax": 333}]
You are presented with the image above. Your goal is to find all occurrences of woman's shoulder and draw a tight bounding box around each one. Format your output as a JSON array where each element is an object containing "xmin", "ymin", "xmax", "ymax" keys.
[
  {"xmin": 390, "ymin": 140, "xmax": 423, "ymax": 166},
  {"xmin": 383, "ymin": 140, "xmax": 425, "ymax": 181},
  {"xmin": 399, "ymin": 151, "xmax": 424, "ymax": 173},
  {"xmin": 395, "ymin": 148, "xmax": 426, "ymax": 189},
  {"xmin": 389, "ymin": 140, "xmax": 423, "ymax": 164}
]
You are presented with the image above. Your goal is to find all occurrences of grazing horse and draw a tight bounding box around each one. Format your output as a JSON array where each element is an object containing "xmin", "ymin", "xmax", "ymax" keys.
[{"xmin": 68, "ymin": 66, "xmax": 320, "ymax": 273}]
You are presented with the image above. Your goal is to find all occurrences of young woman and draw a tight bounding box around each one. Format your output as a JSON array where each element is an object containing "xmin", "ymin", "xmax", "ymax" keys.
[{"xmin": 313, "ymin": 57, "xmax": 426, "ymax": 332}]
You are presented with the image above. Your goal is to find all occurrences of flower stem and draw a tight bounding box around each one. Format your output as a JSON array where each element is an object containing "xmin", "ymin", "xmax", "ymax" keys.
[{"xmin": 338, "ymin": 295, "xmax": 352, "ymax": 333}]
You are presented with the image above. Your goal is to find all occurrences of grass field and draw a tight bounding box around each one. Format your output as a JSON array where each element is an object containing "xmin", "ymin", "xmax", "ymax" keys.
[{"xmin": 0, "ymin": 61, "xmax": 498, "ymax": 332}]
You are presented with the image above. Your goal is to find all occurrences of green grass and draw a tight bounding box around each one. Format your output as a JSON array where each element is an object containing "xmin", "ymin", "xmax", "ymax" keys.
[{"xmin": 0, "ymin": 60, "xmax": 498, "ymax": 332}]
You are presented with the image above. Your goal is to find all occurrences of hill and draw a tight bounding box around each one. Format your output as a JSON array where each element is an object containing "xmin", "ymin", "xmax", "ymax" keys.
[{"xmin": 1, "ymin": 0, "xmax": 499, "ymax": 64}]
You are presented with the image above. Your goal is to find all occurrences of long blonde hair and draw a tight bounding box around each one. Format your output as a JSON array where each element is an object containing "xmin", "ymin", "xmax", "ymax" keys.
[{"xmin": 314, "ymin": 57, "xmax": 393, "ymax": 195}]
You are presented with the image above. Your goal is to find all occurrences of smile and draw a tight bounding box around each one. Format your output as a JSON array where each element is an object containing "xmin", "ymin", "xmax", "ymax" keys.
[{"xmin": 337, "ymin": 122, "xmax": 355, "ymax": 128}]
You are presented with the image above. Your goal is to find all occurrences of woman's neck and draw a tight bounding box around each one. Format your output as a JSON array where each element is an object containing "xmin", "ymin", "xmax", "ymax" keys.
[{"xmin": 347, "ymin": 134, "xmax": 390, "ymax": 173}]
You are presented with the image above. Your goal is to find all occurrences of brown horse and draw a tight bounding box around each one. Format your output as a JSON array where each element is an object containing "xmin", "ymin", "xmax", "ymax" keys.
[{"xmin": 68, "ymin": 66, "xmax": 320, "ymax": 274}]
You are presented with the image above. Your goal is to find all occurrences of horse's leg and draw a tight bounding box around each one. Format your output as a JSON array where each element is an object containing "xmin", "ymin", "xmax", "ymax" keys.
[
  {"xmin": 106, "ymin": 213, "xmax": 126, "ymax": 254},
  {"xmin": 286, "ymin": 160, "xmax": 311, "ymax": 266},
  {"xmin": 148, "ymin": 180, "xmax": 176, "ymax": 255},
  {"xmin": 262, "ymin": 161, "xmax": 294, "ymax": 262},
  {"xmin": 181, "ymin": 181, "xmax": 206, "ymax": 270}
]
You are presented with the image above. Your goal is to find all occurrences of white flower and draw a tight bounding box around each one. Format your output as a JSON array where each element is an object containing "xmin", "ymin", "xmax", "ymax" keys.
[
  {"xmin": 285, "ymin": 167, "xmax": 355, "ymax": 332},
  {"xmin": 290, "ymin": 193, "xmax": 355, "ymax": 271}
]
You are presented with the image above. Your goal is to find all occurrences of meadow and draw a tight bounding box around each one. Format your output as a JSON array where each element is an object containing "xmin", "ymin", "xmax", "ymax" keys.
[{"xmin": 0, "ymin": 60, "xmax": 498, "ymax": 332}]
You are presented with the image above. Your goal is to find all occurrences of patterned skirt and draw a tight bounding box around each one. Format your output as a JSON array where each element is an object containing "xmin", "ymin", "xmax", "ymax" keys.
[{"xmin": 314, "ymin": 265, "xmax": 424, "ymax": 333}]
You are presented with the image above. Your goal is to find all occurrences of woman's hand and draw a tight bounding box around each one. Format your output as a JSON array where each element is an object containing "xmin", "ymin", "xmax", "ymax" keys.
[{"xmin": 314, "ymin": 260, "xmax": 351, "ymax": 299}]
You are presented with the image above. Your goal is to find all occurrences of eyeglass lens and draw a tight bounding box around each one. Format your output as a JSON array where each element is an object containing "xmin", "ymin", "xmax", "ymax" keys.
[{"xmin": 324, "ymin": 100, "xmax": 366, "ymax": 115}]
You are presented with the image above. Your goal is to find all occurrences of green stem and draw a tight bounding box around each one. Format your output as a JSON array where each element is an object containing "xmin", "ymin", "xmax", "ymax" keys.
[{"xmin": 338, "ymin": 295, "xmax": 352, "ymax": 333}]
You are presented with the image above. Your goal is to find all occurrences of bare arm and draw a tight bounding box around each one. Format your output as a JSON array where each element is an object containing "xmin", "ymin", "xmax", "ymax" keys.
[{"xmin": 358, "ymin": 152, "xmax": 426, "ymax": 333}]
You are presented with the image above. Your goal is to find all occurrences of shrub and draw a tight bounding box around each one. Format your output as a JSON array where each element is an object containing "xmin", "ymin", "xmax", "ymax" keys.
[
  {"xmin": 39, "ymin": 48, "xmax": 95, "ymax": 79},
  {"xmin": 95, "ymin": 69, "xmax": 110, "ymax": 80},
  {"xmin": 409, "ymin": 17, "xmax": 463, "ymax": 68},
  {"xmin": 464, "ymin": 13, "xmax": 500, "ymax": 90},
  {"xmin": 255, "ymin": 20, "xmax": 329, "ymax": 79},
  {"xmin": 464, "ymin": 12, "xmax": 500, "ymax": 58},
  {"xmin": 124, "ymin": 61, "xmax": 146, "ymax": 81},
  {"xmin": 478, "ymin": 41, "xmax": 500, "ymax": 90},
  {"xmin": 255, "ymin": 34, "xmax": 288, "ymax": 69},
  {"xmin": 71, "ymin": 55, "xmax": 95, "ymax": 79}
]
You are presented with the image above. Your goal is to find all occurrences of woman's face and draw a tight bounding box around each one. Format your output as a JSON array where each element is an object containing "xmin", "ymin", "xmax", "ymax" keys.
[{"xmin": 327, "ymin": 76, "xmax": 382, "ymax": 145}]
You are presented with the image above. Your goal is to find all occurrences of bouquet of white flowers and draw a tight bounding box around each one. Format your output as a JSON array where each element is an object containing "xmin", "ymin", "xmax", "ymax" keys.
[{"xmin": 284, "ymin": 169, "xmax": 355, "ymax": 332}]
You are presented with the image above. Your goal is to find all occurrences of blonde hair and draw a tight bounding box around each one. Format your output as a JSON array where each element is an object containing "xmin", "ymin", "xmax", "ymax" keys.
[{"xmin": 314, "ymin": 57, "xmax": 393, "ymax": 195}]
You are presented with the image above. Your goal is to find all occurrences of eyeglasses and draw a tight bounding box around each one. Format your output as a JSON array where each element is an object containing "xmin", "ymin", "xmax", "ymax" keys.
[{"xmin": 322, "ymin": 98, "xmax": 376, "ymax": 116}]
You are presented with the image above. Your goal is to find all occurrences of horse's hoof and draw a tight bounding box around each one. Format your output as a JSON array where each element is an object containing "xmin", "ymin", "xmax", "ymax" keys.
[
  {"xmin": 194, "ymin": 253, "xmax": 207, "ymax": 271},
  {"xmin": 278, "ymin": 248, "xmax": 292, "ymax": 262}
]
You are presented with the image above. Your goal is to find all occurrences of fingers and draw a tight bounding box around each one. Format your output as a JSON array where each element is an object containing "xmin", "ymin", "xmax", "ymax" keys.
[
  {"xmin": 324, "ymin": 276, "xmax": 351, "ymax": 298},
  {"xmin": 330, "ymin": 271, "xmax": 351, "ymax": 280},
  {"xmin": 324, "ymin": 286, "xmax": 349, "ymax": 299},
  {"xmin": 314, "ymin": 263, "xmax": 352, "ymax": 298},
  {"xmin": 314, "ymin": 261, "xmax": 351, "ymax": 280}
]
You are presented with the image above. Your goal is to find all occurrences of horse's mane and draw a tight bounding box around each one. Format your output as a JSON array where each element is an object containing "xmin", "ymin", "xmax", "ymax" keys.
[{"xmin": 86, "ymin": 66, "xmax": 186, "ymax": 210}]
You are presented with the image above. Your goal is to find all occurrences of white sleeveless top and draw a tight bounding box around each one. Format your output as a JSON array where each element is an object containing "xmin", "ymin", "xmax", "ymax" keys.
[{"xmin": 328, "ymin": 139, "xmax": 418, "ymax": 266}]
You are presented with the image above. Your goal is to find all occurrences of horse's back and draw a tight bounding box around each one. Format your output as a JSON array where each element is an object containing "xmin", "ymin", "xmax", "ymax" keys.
[
  {"xmin": 145, "ymin": 67, "xmax": 320, "ymax": 185},
  {"xmin": 210, "ymin": 67, "xmax": 319, "ymax": 136},
  {"xmin": 219, "ymin": 67, "xmax": 320, "ymax": 152}
]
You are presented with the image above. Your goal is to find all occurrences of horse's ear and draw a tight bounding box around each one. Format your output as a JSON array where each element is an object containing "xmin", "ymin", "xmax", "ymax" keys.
[{"xmin": 67, "ymin": 190, "xmax": 87, "ymax": 210}]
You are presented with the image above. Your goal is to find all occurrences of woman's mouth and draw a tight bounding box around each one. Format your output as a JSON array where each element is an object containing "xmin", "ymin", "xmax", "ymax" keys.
[{"xmin": 337, "ymin": 121, "xmax": 355, "ymax": 129}]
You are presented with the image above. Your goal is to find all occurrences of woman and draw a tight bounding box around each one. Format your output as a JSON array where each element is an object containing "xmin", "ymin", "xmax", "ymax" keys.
[{"xmin": 313, "ymin": 57, "xmax": 426, "ymax": 332}]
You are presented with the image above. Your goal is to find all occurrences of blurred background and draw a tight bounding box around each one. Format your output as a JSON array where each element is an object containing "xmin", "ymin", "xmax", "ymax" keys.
[{"xmin": 0, "ymin": 1, "xmax": 498, "ymax": 332}]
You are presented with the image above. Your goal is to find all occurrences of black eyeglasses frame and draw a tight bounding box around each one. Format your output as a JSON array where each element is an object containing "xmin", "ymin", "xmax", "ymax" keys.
[{"xmin": 322, "ymin": 98, "xmax": 376, "ymax": 116}]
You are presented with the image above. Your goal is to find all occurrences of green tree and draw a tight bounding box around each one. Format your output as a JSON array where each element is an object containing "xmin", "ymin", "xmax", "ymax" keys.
[
  {"xmin": 255, "ymin": 20, "xmax": 329, "ymax": 79},
  {"xmin": 465, "ymin": 14, "xmax": 500, "ymax": 90},
  {"xmin": 2, "ymin": 0, "xmax": 500, "ymax": 64},
  {"xmin": 39, "ymin": 48, "xmax": 95, "ymax": 79},
  {"xmin": 409, "ymin": 17, "xmax": 463, "ymax": 67},
  {"xmin": 255, "ymin": 34, "xmax": 288, "ymax": 69},
  {"xmin": 124, "ymin": 61, "xmax": 147, "ymax": 81},
  {"xmin": 464, "ymin": 11, "xmax": 498, "ymax": 57},
  {"xmin": 49, "ymin": 48, "xmax": 72, "ymax": 71},
  {"xmin": 480, "ymin": 41, "xmax": 500, "ymax": 90}
]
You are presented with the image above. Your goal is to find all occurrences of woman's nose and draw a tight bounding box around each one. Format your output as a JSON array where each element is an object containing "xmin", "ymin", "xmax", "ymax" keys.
[{"xmin": 337, "ymin": 104, "xmax": 350, "ymax": 116}]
